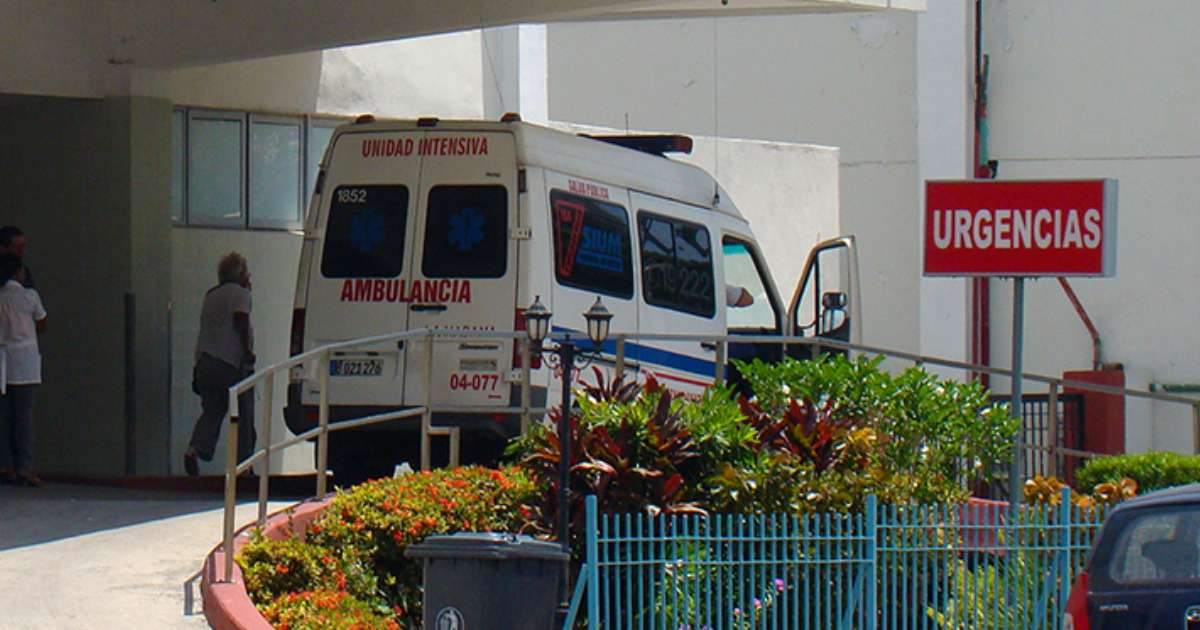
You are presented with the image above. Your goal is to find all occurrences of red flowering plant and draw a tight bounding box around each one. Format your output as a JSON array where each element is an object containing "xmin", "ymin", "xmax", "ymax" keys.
[
  {"xmin": 238, "ymin": 465, "xmax": 537, "ymax": 628},
  {"xmin": 239, "ymin": 534, "xmax": 378, "ymax": 610},
  {"xmin": 261, "ymin": 589, "xmax": 400, "ymax": 630}
]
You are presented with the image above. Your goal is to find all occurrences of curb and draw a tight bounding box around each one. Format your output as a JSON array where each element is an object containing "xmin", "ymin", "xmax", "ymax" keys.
[{"xmin": 200, "ymin": 497, "xmax": 333, "ymax": 630}]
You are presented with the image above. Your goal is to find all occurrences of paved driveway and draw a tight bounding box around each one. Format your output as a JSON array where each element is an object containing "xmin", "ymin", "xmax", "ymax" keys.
[{"xmin": 0, "ymin": 483, "xmax": 288, "ymax": 629}]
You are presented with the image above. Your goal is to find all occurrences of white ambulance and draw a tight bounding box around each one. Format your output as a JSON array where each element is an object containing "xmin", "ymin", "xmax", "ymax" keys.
[{"xmin": 284, "ymin": 115, "xmax": 860, "ymax": 480}]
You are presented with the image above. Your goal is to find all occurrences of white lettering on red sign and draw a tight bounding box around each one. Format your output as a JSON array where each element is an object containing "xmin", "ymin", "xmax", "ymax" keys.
[
  {"xmin": 567, "ymin": 179, "xmax": 610, "ymax": 199},
  {"xmin": 924, "ymin": 180, "xmax": 1117, "ymax": 277},
  {"xmin": 928, "ymin": 208, "xmax": 1102, "ymax": 251},
  {"xmin": 339, "ymin": 279, "xmax": 472, "ymax": 303},
  {"xmin": 361, "ymin": 136, "xmax": 489, "ymax": 158}
]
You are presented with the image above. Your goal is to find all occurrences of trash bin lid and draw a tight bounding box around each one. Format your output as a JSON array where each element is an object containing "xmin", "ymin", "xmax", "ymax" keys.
[{"xmin": 405, "ymin": 532, "xmax": 569, "ymax": 561}]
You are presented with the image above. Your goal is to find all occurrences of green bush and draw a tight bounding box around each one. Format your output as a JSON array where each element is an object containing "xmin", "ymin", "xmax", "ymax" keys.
[
  {"xmin": 262, "ymin": 589, "xmax": 399, "ymax": 630},
  {"xmin": 735, "ymin": 355, "xmax": 1017, "ymax": 496},
  {"xmin": 239, "ymin": 465, "xmax": 537, "ymax": 628},
  {"xmin": 238, "ymin": 534, "xmax": 377, "ymax": 609},
  {"xmin": 509, "ymin": 356, "xmax": 1013, "ymax": 518},
  {"xmin": 1076, "ymin": 451, "xmax": 1200, "ymax": 494}
]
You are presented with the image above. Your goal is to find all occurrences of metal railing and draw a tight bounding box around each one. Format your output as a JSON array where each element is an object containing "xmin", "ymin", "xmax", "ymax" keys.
[
  {"xmin": 573, "ymin": 489, "xmax": 1106, "ymax": 629},
  {"xmin": 216, "ymin": 329, "xmax": 1200, "ymax": 583}
]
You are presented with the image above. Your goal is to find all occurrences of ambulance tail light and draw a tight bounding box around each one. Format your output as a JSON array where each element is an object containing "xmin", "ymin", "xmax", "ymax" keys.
[
  {"xmin": 513, "ymin": 308, "xmax": 542, "ymax": 370},
  {"xmin": 290, "ymin": 308, "xmax": 306, "ymax": 357}
]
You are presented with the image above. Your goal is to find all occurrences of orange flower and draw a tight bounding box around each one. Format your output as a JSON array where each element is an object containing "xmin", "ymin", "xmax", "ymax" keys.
[{"xmin": 275, "ymin": 563, "xmax": 289, "ymax": 574}]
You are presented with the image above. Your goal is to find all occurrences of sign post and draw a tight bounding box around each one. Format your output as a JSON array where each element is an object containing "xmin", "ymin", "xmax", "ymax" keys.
[
  {"xmin": 923, "ymin": 179, "xmax": 1117, "ymax": 504},
  {"xmin": 1010, "ymin": 278, "xmax": 1024, "ymax": 503}
]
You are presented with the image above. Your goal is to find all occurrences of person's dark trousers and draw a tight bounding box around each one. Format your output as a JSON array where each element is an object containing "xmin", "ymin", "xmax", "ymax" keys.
[
  {"xmin": 189, "ymin": 353, "xmax": 256, "ymax": 465},
  {"xmin": 1, "ymin": 385, "xmax": 37, "ymax": 475}
]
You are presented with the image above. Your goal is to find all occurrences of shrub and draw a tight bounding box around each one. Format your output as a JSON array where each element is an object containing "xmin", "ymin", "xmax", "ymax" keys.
[
  {"xmin": 238, "ymin": 534, "xmax": 377, "ymax": 609},
  {"xmin": 512, "ymin": 374, "xmax": 707, "ymax": 554},
  {"xmin": 1023, "ymin": 474, "xmax": 1137, "ymax": 511},
  {"xmin": 735, "ymin": 355, "xmax": 1017, "ymax": 493},
  {"xmin": 261, "ymin": 589, "xmax": 400, "ymax": 630},
  {"xmin": 1075, "ymin": 451, "xmax": 1200, "ymax": 494},
  {"xmin": 306, "ymin": 465, "xmax": 536, "ymax": 622},
  {"xmin": 239, "ymin": 465, "xmax": 537, "ymax": 627},
  {"xmin": 510, "ymin": 357, "xmax": 1007, "ymax": 520}
]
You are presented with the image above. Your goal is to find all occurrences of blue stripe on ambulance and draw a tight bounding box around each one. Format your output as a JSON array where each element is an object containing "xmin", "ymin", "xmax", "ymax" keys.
[{"xmin": 552, "ymin": 327, "xmax": 715, "ymax": 378}]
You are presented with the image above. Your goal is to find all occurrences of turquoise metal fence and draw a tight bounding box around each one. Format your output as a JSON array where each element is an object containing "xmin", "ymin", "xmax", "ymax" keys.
[{"xmin": 569, "ymin": 489, "xmax": 1105, "ymax": 630}]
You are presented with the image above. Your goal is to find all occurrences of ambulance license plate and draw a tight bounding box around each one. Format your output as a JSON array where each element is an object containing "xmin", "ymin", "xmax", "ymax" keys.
[{"xmin": 330, "ymin": 359, "xmax": 384, "ymax": 377}]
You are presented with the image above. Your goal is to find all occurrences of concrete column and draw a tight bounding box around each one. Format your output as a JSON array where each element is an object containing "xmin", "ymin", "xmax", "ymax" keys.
[
  {"xmin": 917, "ymin": 1, "xmax": 972, "ymax": 378},
  {"xmin": 482, "ymin": 24, "xmax": 548, "ymax": 123}
]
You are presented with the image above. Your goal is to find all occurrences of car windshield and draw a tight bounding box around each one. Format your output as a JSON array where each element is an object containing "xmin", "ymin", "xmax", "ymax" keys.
[{"xmin": 1109, "ymin": 506, "xmax": 1200, "ymax": 584}]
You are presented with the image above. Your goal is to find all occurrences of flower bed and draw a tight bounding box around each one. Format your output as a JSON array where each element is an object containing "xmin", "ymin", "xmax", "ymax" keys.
[
  {"xmin": 230, "ymin": 355, "xmax": 1028, "ymax": 628},
  {"xmin": 235, "ymin": 466, "xmax": 535, "ymax": 629}
]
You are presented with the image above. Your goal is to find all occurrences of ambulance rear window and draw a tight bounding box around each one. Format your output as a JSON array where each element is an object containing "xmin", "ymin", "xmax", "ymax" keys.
[
  {"xmin": 639, "ymin": 212, "xmax": 715, "ymax": 318},
  {"xmin": 550, "ymin": 190, "xmax": 634, "ymax": 299},
  {"xmin": 421, "ymin": 185, "xmax": 508, "ymax": 278},
  {"xmin": 321, "ymin": 185, "xmax": 409, "ymax": 278}
]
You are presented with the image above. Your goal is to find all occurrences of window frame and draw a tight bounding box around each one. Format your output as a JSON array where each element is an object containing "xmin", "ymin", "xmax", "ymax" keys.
[
  {"xmin": 172, "ymin": 107, "xmax": 353, "ymax": 232},
  {"xmin": 247, "ymin": 113, "xmax": 305, "ymax": 231},
  {"xmin": 637, "ymin": 210, "xmax": 716, "ymax": 319},
  {"xmin": 320, "ymin": 184, "xmax": 412, "ymax": 279},
  {"xmin": 549, "ymin": 188, "xmax": 635, "ymax": 300},
  {"xmin": 185, "ymin": 108, "xmax": 247, "ymax": 229},
  {"xmin": 420, "ymin": 184, "xmax": 510, "ymax": 279},
  {"xmin": 305, "ymin": 116, "xmax": 343, "ymax": 211},
  {"xmin": 721, "ymin": 235, "xmax": 783, "ymax": 332},
  {"xmin": 170, "ymin": 108, "xmax": 188, "ymax": 225}
]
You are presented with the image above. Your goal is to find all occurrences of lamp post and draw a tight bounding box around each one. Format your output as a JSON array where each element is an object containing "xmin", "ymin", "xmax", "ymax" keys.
[{"xmin": 523, "ymin": 295, "xmax": 611, "ymax": 608}]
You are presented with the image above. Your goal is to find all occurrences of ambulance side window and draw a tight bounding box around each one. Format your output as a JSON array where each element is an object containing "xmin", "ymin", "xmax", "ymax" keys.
[
  {"xmin": 321, "ymin": 185, "xmax": 409, "ymax": 278},
  {"xmin": 722, "ymin": 238, "xmax": 780, "ymax": 331},
  {"xmin": 422, "ymin": 185, "xmax": 507, "ymax": 278},
  {"xmin": 549, "ymin": 190, "xmax": 634, "ymax": 299},
  {"xmin": 638, "ymin": 212, "xmax": 715, "ymax": 318}
]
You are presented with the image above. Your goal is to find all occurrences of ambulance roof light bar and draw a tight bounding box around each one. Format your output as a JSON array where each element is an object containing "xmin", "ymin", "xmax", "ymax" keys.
[{"xmin": 581, "ymin": 134, "xmax": 694, "ymax": 157}]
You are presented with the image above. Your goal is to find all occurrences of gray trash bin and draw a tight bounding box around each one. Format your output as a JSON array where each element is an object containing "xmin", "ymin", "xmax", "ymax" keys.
[{"xmin": 406, "ymin": 532, "xmax": 568, "ymax": 630}]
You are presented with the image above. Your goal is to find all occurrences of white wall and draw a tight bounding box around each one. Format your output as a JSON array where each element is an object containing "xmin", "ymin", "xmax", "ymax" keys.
[
  {"xmin": 141, "ymin": 32, "xmax": 486, "ymax": 473},
  {"xmin": 171, "ymin": 229, "xmax": 308, "ymax": 474},
  {"xmin": 685, "ymin": 138, "xmax": 841, "ymax": 295},
  {"xmin": 132, "ymin": 32, "xmax": 484, "ymax": 118},
  {"xmin": 915, "ymin": 0, "xmax": 972, "ymax": 378},
  {"xmin": 983, "ymin": 0, "xmax": 1200, "ymax": 452},
  {"xmin": 546, "ymin": 13, "xmax": 920, "ymax": 351}
]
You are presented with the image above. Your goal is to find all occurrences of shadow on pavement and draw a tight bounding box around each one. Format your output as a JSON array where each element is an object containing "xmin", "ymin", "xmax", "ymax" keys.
[{"xmin": 0, "ymin": 478, "xmax": 313, "ymax": 551}]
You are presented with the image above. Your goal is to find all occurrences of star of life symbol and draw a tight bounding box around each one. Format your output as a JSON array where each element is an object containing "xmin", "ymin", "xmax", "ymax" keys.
[
  {"xmin": 349, "ymin": 209, "xmax": 385, "ymax": 254},
  {"xmin": 448, "ymin": 207, "xmax": 485, "ymax": 252}
]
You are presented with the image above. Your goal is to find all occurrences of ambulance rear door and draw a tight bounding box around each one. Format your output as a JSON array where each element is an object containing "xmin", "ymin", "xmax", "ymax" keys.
[
  {"xmin": 403, "ymin": 130, "xmax": 518, "ymax": 408},
  {"xmin": 303, "ymin": 129, "xmax": 422, "ymax": 407}
]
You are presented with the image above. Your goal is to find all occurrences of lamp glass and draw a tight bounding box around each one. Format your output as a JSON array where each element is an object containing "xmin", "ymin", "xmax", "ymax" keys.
[
  {"xmin": 524, "ymin": 296, "xmax": 552, "ymax": 342},
  {"xmin": 584, "ymin": 297, "xmax": 613, "ymax": 345}
]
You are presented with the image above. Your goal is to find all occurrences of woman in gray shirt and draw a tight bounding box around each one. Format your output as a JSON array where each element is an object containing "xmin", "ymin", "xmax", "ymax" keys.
[{"xmin": 184, "ymin": 252, "xmax": 256, "ymax": 476}]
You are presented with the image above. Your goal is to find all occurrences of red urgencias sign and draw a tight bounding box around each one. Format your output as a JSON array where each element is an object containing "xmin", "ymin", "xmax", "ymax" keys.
[{"xmin": 924, "ymin": 179, "xmax": 1118, "ymax": 277}]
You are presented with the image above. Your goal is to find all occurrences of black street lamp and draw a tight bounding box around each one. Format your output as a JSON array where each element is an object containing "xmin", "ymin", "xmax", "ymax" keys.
[{"xmin": 523, "ymin": 295, "xmax": 612, "ymax": 608}]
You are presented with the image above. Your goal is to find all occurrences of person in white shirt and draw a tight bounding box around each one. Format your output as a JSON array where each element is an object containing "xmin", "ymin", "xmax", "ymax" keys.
[
  {"xmin": 183, "ymin": 253, "xmax": 256, "ymax": 476},
  {"xmin": 726, "ymin": 285, "xmax": 754, "ymax": 307},
  {"xmin": 0, "ymin": 254, "xmax": 47, "ymax": 487}
]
